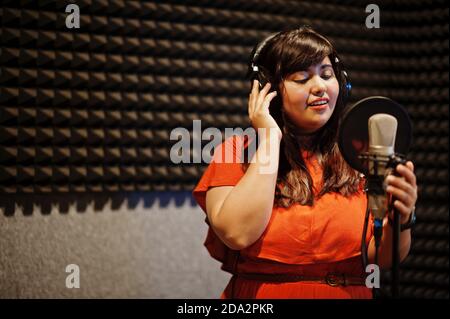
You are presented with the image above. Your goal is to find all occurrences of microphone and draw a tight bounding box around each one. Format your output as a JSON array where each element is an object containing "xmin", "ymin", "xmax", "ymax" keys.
[
  {"xmin": 367, "ymin": 113, "xmax": 398, "ymax": 226},
  {"xmin": 338, "ymin": 97, "xmax": 412, "ymax": 296}
]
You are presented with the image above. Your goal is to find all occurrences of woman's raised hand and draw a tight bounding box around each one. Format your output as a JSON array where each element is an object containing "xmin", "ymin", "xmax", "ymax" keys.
[{"xmin": 248, "ymin": 80, "xmax": 282, "ymax": 140}]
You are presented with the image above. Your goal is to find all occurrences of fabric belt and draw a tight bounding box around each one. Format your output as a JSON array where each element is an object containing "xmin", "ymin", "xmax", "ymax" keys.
[{"xmin": 235, "ymin": 273, "xmax": 367, "ymax": 287}]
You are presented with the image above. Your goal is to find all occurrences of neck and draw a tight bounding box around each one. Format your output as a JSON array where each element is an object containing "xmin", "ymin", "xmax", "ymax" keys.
[
  {"xmin": 296, "ymin": 134, "xmax": 317, "ymax": 152},
  {"xmin": 281, "ymin": 112, "xmax": 325, "ymax": 152}
]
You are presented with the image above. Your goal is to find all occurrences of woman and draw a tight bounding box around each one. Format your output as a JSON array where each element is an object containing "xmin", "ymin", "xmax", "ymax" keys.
[{"xmin": 193, "ymin": 27, "xmax": 417, "ymax": 299}]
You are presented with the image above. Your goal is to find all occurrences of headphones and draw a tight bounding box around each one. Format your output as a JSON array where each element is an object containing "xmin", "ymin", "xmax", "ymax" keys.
[
  {"xmin": 248, "ymin": 29, "xmax": 352, "ymax": 104},
  {"xmin": 249, "ymin": 32, "xmax": 279, "ymax": 90}
]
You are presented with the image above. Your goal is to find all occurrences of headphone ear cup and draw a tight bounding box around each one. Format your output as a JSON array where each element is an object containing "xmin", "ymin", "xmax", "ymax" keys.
[
  {"xmin": 257, "ymin": 70, "xmax": 270, "ymax": 89},
  {"xmin": 248, "ymin": 32, "xmax": 279, "ymax": 89},
  {"xmin": 345, "ymin": 81, "xmax": 352, "ymax": 98},
  {"xmin": 340, "ymin": 71, "xmax": 351, "ymax": 103}
]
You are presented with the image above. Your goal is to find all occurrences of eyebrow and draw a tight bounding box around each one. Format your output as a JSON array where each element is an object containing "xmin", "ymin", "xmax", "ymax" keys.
[{"xmin": 298, "ymin": 64, "xmax": 333, "ymax": 73}]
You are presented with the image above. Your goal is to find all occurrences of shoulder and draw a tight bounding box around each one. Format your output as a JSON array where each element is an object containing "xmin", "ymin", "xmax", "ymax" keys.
[
  {"xmin": 212, "ymin": 134, "xmax": 253, "ymax": 164},
  {"xmin": 193, "ymin": 135, "xmax": 250, "ymax": 213}
]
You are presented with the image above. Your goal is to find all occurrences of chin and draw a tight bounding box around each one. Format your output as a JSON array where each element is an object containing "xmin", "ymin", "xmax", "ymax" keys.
[{"xmin": 304, "ymin": 121, "xmax": 330, "ymax": 134}]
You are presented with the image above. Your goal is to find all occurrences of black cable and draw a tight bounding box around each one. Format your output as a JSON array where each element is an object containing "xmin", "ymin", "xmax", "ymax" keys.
[
  {"xmin": 361, "ymin": 195, "xmax": 370, "ymax": 270},
  {"xmin": 372, "ymin": 218, "xmax": 384, "ymax": 299}
]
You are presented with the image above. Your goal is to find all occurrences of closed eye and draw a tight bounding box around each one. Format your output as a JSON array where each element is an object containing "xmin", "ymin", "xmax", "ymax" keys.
[
  {"xmin": 293, "ymin": 74, "xmax": 332, "ymax": 84},
  {"xmin": 291, "ymin": 69, "xmax": 334, "ymax": 84},
  {"xmin": 322, "ymin": 68, "xmax": 335, "ymax": 80},
  {"xmin": 293, "ymin": 78, "xmax": 308, "ymax": 84}
]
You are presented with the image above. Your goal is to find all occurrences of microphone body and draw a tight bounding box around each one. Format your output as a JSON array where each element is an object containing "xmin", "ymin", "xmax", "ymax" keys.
[{"xmin": 367, "ymin": 114, "xmax": 398, "ymax": 227}]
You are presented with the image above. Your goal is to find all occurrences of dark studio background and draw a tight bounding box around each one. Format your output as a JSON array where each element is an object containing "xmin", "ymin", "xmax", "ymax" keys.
[{"xmin": 0, "ymin": 0, "xmax": 448, "ymax": 298}]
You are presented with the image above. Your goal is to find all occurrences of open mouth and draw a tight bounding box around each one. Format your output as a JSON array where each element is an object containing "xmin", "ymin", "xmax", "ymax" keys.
[{"xmin": 308, "ymin": 99, "xmax": 329, "ymax": 107}]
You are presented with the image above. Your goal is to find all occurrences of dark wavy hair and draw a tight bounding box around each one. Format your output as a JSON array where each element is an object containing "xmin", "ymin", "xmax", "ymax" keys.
[{"xmin": 243, "ymin": 26, "xmax": 362, "ymax": 207}]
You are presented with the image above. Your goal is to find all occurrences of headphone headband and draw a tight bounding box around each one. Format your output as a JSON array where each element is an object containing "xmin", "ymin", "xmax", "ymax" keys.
[{"xmin": 250, "ymin": 32, "xmax": 279, "ymax": 73}]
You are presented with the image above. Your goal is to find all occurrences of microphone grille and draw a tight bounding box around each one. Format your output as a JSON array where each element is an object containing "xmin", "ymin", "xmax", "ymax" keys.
[{"xmin": 368, "ymin": 114, "xmax": 397, "ymax": 154}]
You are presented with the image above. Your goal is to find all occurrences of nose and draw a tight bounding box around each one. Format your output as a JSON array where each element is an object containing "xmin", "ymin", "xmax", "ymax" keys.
[{"xmin": 310, "ymin": 75, "xmax": 327, "ymax": 96}]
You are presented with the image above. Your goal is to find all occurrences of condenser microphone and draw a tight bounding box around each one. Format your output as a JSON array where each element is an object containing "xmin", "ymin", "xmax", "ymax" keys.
[
  {"xmin": 367, "ymin": 114, "xmax": 398, "ymax": 223},
  {"xmin": 338, "ymin": 97, "xmax": 412, "ymax": 296}
]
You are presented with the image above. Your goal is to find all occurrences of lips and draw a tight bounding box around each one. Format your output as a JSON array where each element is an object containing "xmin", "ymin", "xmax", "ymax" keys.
[
  {"xmin": 308, "ymin": 98, "xmax": 329, "ymax": 106},
  {"xmin": 308, "ymin": 103, "xmax": 328, "ymax": 111}
]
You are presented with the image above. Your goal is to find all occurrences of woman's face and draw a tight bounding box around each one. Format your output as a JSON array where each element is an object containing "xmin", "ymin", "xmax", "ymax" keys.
[{"xmin": 279, "ymin": 56, "xmax": 339, "ymax": 134}]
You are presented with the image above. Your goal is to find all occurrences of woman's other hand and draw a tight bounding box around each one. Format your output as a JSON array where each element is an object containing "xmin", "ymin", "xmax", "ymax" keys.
[{"xmin": 385, "ymin": 161, "xmax": 418, "ymax": 224}]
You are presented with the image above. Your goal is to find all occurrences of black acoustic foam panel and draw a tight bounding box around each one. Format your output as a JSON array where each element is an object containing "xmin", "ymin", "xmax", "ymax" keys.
[{"xmin": 0, "ymin": 0, "xmax": 448, "ymax": 298}]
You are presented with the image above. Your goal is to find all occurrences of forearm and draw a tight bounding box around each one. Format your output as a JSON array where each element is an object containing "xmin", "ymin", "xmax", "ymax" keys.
[
  {"xmin": 214, "ymin": 131, "xmax": 281, "ymax": 249},
  {"xmin": 368, "ymin": 217, "xmax": 412, "ymax": 269}
]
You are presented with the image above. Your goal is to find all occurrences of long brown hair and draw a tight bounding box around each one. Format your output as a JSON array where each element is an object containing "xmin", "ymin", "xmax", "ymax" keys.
[{"xmin": 243, "ymin": 27, "xmax": 362, "ymax": 207}]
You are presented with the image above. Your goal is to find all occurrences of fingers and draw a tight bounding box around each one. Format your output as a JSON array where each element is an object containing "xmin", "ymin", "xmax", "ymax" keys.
[
  {"xmin": 384, "ymin": 161, "xmax": 418, "ymax": 221},
  {"xmin": 395, "ymin": 163, "xmax": 417, "ymax": 187},
  {"xmin": 256, "ymin": 82, "xmax": 272, "ymax": 109},
  {"xmin": 392, "ymin": 199, "xmax": 412, "ymax": 218},
  {"xmin": 248, "ymin": 80, "xmax": 258, "ymax": 115},
  {"xmin": 385, "ymin": 175, "xmax": 416, "ymax": 198},
  {"xmin": 386, "ymin": 182, "xmax": 416, "ymax": 209},
  {"xmin": 385, "ymin": 168, "xmax": 418, "ymax": 214},
  {"xmin": 262, "ymin": 91, "xmax": 278, "ymax": 109},
  {"xmin": 251, "ymin": 79, "xmax": 259, "ymax": 93},
  {"xmin": 249, "ymin": 81, "xmax": 276, "ymax": 119},
  {"xmin": 406, "ymin": 160, "xmax": 414, "ymax": 172}
]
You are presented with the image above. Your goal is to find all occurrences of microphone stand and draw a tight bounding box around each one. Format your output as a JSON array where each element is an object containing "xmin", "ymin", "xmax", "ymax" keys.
[
  {"xmin": 391, "ymin": 202, "xmax": 400, "ymax": 298},
  {"xmin": 388, "ymin": 154, "xmax": 407, "ymax": 298}
]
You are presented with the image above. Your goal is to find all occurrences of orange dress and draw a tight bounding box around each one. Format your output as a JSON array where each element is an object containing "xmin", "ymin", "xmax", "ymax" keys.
[{"xmin": 193, "ymin": 135, "xmax": 373, "ymax": 299}]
